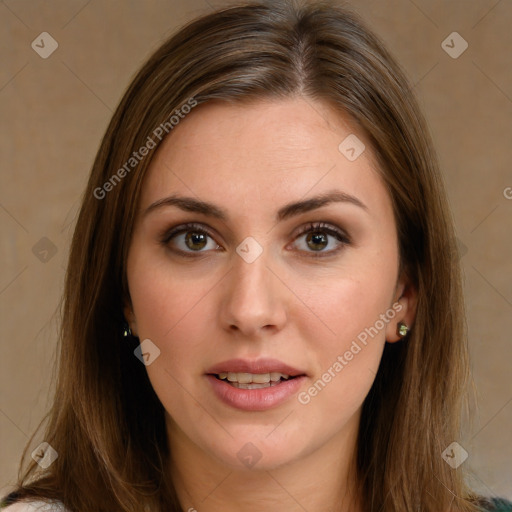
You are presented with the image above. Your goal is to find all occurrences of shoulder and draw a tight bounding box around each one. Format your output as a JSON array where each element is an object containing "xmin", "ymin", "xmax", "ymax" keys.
[{"xmin": 1, "ymin": 501, "xmax": 69, "ymax": 512}]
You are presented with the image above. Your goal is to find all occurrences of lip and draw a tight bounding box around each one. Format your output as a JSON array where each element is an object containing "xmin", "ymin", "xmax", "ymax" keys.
[
  {"xmin": 205, "ymin": 358, "xmax": 307, "ymax": 377},
  {"xmin": 205, "ymin": 358, "xmax": 308, "ymax": 411},
  {"xmin": 206, "ymin": 374, "xmax": 307, "ymax": 411}
]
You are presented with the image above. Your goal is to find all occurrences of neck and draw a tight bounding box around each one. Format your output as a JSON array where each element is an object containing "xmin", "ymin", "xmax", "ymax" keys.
[{"xmin": 166, "ymin": 414, "xmax": 363, "ymax": 512}]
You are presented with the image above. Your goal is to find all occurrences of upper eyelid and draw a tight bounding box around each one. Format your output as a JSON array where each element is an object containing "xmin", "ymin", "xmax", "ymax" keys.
[
  {"xmin": 161, "ymin": 222, "xmax": 216, "ymax": 242},
  {"xmin": 295, "ymin": 221, "xmax": 349, "ymax": 238}
]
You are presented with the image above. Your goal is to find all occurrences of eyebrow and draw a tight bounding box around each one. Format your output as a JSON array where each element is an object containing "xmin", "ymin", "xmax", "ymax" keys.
[{"xmin": 143, "ymin": 189, "xmax": 368, "ymax": 222}]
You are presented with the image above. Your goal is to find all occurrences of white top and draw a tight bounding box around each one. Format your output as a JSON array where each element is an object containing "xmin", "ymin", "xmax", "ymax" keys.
[{"xmin": 1, "ymin": 501, "xmax": 68, "ymax": 512}]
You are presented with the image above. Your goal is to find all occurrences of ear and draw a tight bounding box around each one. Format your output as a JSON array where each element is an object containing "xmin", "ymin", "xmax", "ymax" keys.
[
  {"xmin": 123, "ymin": 297, "xmax": 139, "ymax": 337},
  {"xmin": 385, "ymin": 272, "xmax": 418, "ymax": 343}
]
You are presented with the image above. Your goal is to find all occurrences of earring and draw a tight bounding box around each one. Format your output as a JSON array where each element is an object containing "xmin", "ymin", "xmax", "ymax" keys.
[
  {"xmin": 122, "ymin": 322, "xmax": 132, "ymax": 338},
  {"xmin": 397, "ymin": 322, "xmax": 409, "ymax": 338}
]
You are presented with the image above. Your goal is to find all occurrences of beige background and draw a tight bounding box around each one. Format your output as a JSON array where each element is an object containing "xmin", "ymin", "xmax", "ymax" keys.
[{"xmin": 1, "ymin": 0, "xmax": 511, "ymax": 501}]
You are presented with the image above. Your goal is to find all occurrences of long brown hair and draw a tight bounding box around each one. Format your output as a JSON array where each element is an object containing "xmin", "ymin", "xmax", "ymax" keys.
[{"xmin": 3, "ymin": 1, "xmax": 483, "ymax": 510}]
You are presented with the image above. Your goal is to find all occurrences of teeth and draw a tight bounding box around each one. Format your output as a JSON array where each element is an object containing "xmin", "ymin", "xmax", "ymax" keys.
[{"xmin": 218, "ymin": 372, "xmax": 291, "ymax": 384}]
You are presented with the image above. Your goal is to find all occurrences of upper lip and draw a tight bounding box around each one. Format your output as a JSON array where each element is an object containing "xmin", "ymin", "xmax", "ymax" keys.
[{"xmin": 206, "ymin": 358, "xmax": 307, "ymax": 377}]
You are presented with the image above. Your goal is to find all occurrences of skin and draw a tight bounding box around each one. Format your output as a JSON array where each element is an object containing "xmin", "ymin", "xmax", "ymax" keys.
[{"xmin": 124, "ymin": 97, "xmax": 417, "ymax": 512}]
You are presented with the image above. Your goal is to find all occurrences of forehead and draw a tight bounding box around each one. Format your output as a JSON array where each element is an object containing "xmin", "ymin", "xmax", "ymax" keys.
[{"xmin": 139, "ymin": 97, "xmax": 389, "ymax": 220}]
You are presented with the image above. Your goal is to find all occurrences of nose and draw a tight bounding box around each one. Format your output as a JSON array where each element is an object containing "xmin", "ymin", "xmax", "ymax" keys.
[{"xmin": 219, "ymin": 247, "xmax": 288, "ymax": 339}]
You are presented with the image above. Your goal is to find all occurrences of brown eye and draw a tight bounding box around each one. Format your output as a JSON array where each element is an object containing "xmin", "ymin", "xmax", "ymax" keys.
[
  {"xmin": 292, "ymin": 222, "xmax": 350, "ymax": 257},
  {"xmin": 305, "ymin": 231, "xmax": 329, "ymax": 251},
  {"xmin": 184, "ymin": 231, "xmax": 209, "ymax": 251},
  {"xmin": 162, "ymin": 223, "xmax": 221, "ymax": 255}
]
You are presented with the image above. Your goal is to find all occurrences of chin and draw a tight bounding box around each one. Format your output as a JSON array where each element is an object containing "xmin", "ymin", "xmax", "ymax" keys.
[{"xmin": 201, "ymin": 429, "xmax": 312, "ymax": 472}]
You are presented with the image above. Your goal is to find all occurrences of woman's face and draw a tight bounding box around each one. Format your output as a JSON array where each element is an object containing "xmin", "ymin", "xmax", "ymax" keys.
[{"xmin": 125, "ymin": 98, "xmax": 414, "ymax": 472}]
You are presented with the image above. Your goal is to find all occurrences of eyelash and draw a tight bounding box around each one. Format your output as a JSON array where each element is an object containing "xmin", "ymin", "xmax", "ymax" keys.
[{"xmin": 160, "ymin": 221, "xmax": 350, "ymax": 258}]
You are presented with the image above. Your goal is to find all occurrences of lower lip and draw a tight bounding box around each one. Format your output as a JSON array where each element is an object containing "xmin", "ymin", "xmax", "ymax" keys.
[{"xmin": 206, "ymin": 375, "xmax": 307, "ymax": 411}]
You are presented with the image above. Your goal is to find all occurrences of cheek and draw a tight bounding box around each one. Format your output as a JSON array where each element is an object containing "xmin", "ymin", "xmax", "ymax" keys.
[
  {"xmin": 126, "ymin": 253, "xmax": 221, "ymax": 417},
  {"xmin": 294, "ymin": 265, "xmax": 396, "ymax": 414},
  {"xmin": 127, "ymin": 251, "xmax": 219, "ymax": 374},
  {"xmin": 129, "ymin": 250, "xmax": 208, "ymax": 334},
  {"xmin": 299, "ymin": 265, "xmax": 396, "ymax": 355}
]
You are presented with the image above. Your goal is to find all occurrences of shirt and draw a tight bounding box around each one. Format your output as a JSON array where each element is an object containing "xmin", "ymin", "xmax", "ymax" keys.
[{"xmin": 1, "ymin": 501, "xmax": 68, "ymax": 512}]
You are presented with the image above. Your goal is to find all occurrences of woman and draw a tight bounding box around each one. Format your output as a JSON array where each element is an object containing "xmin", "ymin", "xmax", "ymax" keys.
[{"xmin": 2, "ymin": 1, "xmax": 510, "ymax": 511}]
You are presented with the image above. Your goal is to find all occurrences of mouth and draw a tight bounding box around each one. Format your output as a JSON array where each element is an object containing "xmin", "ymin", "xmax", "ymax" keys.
[
  {"xmin": 205, "ymin": 357, "xmax": 307, "ymax": 384},
  {"xmin": 211, "ymin": 371, "xmax": 298, "ymax": 389},
  {"xmin": 205, "ymin": 358, "xmax": 308, "ymax": 411}
]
